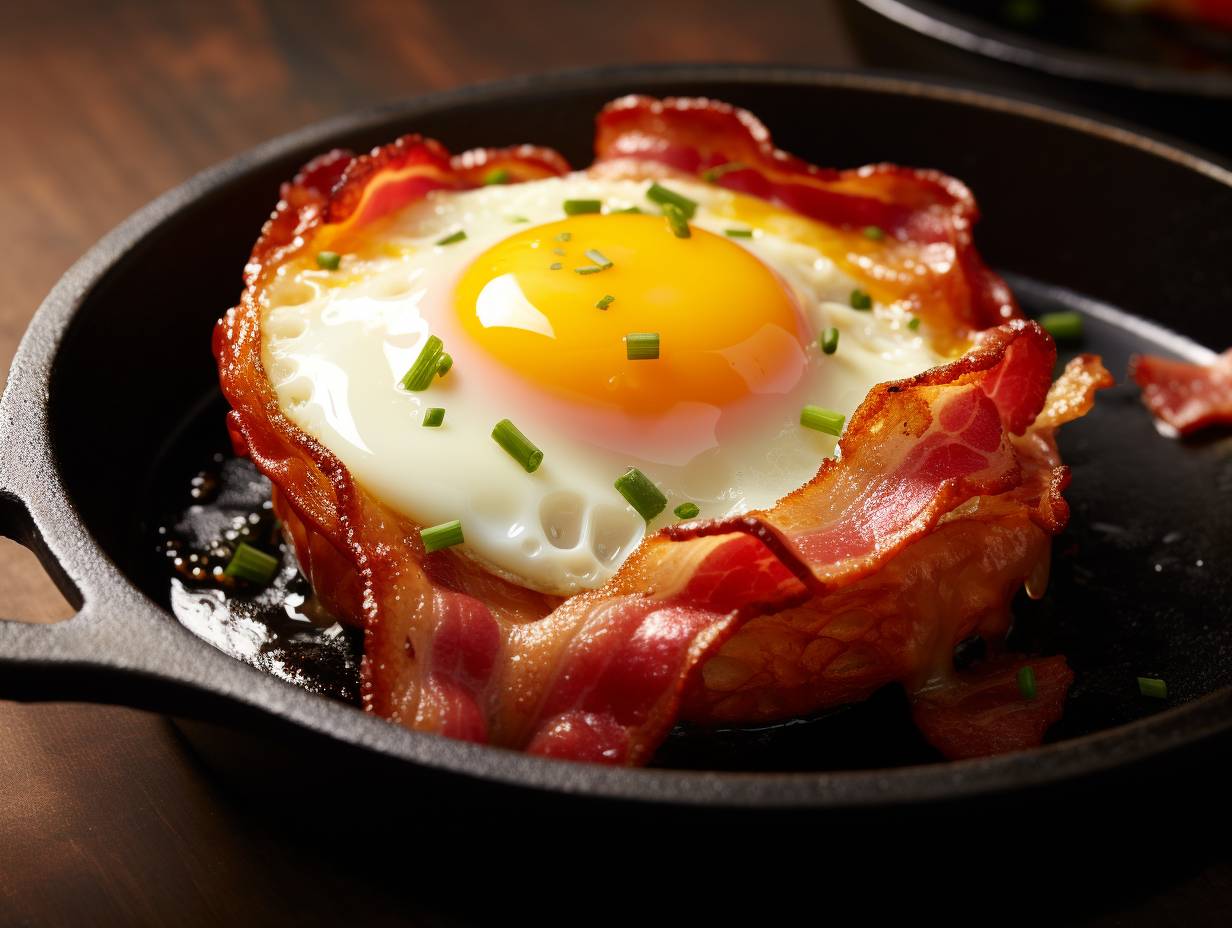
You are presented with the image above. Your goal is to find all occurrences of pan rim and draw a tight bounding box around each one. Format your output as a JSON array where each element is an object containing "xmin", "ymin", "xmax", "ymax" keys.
[
  {"xmin": 854, "ymin": 0, "xmax": 1232, "ymax": 99},
  {"xmin": 6, "ymin": 62, "xmax": 1231, "ymax": 808}
]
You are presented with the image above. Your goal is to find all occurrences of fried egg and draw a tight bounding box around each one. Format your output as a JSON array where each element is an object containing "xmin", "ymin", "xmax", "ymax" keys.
[{"xmin": 261, "ymin": 175, "xmax": 945, "ymax": 595}]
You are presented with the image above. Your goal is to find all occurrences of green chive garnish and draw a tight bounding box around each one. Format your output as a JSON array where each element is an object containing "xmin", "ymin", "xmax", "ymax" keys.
[
  {"xmin": 674, "ymin": 502, "xmax": 700, "ymax": 520},
  {"xmin": 400, "ymin": 335, "xmax": 445, "ymax": 391},
  {"xmin": 422, "ymin": 407, "xmax": 445, "ymax": 427},
  {"xmin": 436, "ymin": 229, "xmax": 467, "ymax": 246},
  {"xmin": 436, "ymin": 353, "xmax": 453, "ymax": 377},
  {"xmin": 564, "ymin": 199, "xmax": 601, "ymax": 215},
  {"xmin": 224, "ymin": 542, "xmax": 280, "ymax": 585},
  {"xmin": 862, "ymin": 225, "xmax": 886, "ymax": 241},
  {"xmin": 850, "ymin": 289, "xmax": 873, "ymax": 310},
  {"xmin": 701, "ymin": 161, "xmax": 747, "ymax": 184},
  {"xmin": 492, "ymin": 419, "xmax": 544, "ymax": 473},
  {"xmin": 820, "ymin": 327, "xmax": 839, "ymax": 355},
  {"xmin": 556, "ymin": 232, "xmax": 572, "ymax": 242},
  {"xmin": 596, "ymin": 294, "xmax": 615, "ymax": 311},
  {"xmin": 552, "ymin": 247, "xmax": 566, "ymax": 256},
  {"xmin": 420, "ymin": 520, "xmax": 464, "ymax": 553},
  {"xmin": 663, "ymin": 203, "xmax": 691, "ymax": 239},
  {"xmin": 647, "ymin": 182, "xmax": 697, "ymax": 219},
  {"xmin": 550, "ymin": 262, "xmax": 562, "ymax": 270},
  {"xmin": 483, "ymin": 167, "xmax": 510, "ymax": 185},
  {"xmin": 907, "ymin": 317, "xmax": 921, "ymax": 331},
  {"xmin": 1138, "ymin": 676, "xmax": 1168, "ymax": 699},
  {"xmin": 1017, "ymin": 665, "xmax": 1037, "ymax": 700},
  {"xmin": 614, "ymin": 467, "xmax": 667, "ymax": 521},
  {"xmin": 625, "ymin": 332, "xmax": 660, "ymax": 360},
  {"xmin": 617, "ymin": 206, "xmax": 643, "ymax": 214},
  {"xmin": 315, "ymin": 251, "xmax": 341, "ymax": 271},
  {"xmin": 725, "ymin": 228, "xmax": 754, "ymax": 238},
  {"xmin": 510, "ymin": 215, "xmax": 529, "ymax": 223},
  {"xmin": 1039, "ymin": 311, "xmax": 1083, "ymax": 342},
  {"xmin": 575, "ymin": 265, "xmax": 604, "ymax": 275},
  {"xmin": 584, "ymin": 249, "xmax": 613, "ymax": 269},
  {"xmin": 800, "ymin": 405, "xmax": 845, "ymax": 436}
]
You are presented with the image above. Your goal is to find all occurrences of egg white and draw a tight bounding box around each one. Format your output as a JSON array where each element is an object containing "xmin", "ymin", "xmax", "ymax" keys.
[{"xmin": 261, "ymin": 175, "xmax": 944, "ymax": 596}]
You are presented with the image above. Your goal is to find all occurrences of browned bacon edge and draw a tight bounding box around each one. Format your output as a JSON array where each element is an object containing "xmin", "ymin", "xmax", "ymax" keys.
[{"xmin": 214, "ymin": 96, "xmax": 1112, "ymax": 766}]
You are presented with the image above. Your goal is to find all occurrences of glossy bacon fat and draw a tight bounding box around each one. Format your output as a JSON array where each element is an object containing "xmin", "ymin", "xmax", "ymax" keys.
[{"xmin": 214, "ymin": 96, "xmax": 1111, "ymax": 765}]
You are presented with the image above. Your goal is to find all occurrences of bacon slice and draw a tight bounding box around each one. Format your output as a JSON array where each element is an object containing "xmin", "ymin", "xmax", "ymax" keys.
[
  {"xmin": 214, "ymin": 97, "xmax": 1111, "ymax": 766},
  {"xmin": 1131, "ymin": 349, "xmax": 1232, "ymax": 436}
]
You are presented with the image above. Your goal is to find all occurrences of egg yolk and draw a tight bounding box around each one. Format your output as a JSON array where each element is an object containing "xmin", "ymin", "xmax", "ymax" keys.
[{"xmin": 454, "ymin": 214, "xmax": 805, "ymax": 415}]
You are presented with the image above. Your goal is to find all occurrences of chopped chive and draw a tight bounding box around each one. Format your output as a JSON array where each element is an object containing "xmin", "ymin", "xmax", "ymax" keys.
[
  {"xmin": 617, "ymin": 206, "xmax": 643, "ymax": 214},
  {"xmin": 420, "ymin": 519, "xmax": 464, "ymax": 553},
  {"xmin": 646, "ymin": 182, "xmax": 697, "ymax": 219},
  {"xmin": 436, "ymin": 229, "xmax": 467, "ymax": 246},
  {"xmin": 820, "ymin": 327, "xmax": 839, "ymax": 355},
  {"xmin": 483, "ymin": 167, "xmax": 511, "ymax": 185},
  {"xmin": 553, "ymin": 247, "xmax": 566, "ymax": 256},
  {"xmin": 614, "ymin": 467, "xmax": 667, "ymax": 521},
  {"xmin": 673, "ymin": 502, "xmax": 700, "ymax": 520},
  {"xmin": 724, "ymin": 228, "xmax": 754, "ymax": 238},
  {"xmin": 862, "ymin": 225, "xmax": 886, "ymax": 241},
  {"xmin": 800, "ymin": 405, "xmax": 845, "ymax": 436},
  {"xmin": 422, "ymin": 407, "xmax": 445, "ymax": 427},
  {"xmin": 625, "ymin": 332, "xmax": 660, "ymax": 360},
  {"xmin": 400, "ymin": 335, "xmax": 445, "ymax": 391},
  {"xmin": 315, "ymin": 251, "xmax": 341, "ymax": 271},
  {"xmin": 224, "ymin": 542, "xmax": 279, "ymax": 585},
  {"xmin": 850, "ymin": 289, "xmax": 873, "ymax": 310},
  {"xmin": 436, "ymin": 353, "xmax": 453, "ymax": 377},
  {"xmin": 556, "ymin": 232, "xmax": 572, "ymax": 242},
  {"xmin": 596, "ymin": 294, "xmax": 615, "ymax": 311},
  {"xmin": 550, "ymin": 262, "xmax": 562, "ymax": 270},
  {"xmin": 907, "ymin": 317, "xmax": 921, "ymax": 331},
  {"xmin": 510, "ymin": 215, "xmax": 529, "ymax": 223},
  {"xmin": 1017, "ymin": 665, "xmax": 1037, "ymax": 700},
  {"xmin": 1039, "ymin": 311, "xmax": 1083, "ymax": 342},
  {"xmin": 492, "ymin": 418, "xmax": 544, "ymax": 473},
  {"xmin": 701, "ymin": 161, "xmax": 747, "ymax": 183},
  {"xmin": 585, "ymin": 249, "xmax": 613, "ymax": 269},
  {"xmin": 663, "ymin": 203, "xmax": 691, "ymax": 239},
  {"xmin": 1138, "ymin": 676, "xmax": 1168, "ymax": 699},
  {"xmin": 574, "ymin": 265, "xmax": 604, "ymax": 275},
  {"xmin": 564, "ymin": 199, "xmax": 602, "ymax": 215}
]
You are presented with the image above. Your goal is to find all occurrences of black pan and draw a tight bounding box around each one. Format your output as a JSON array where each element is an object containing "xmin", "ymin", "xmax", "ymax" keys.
[
  {"xmin": 2, "ymin": 65, "xmax": 1230, "ymax": 812},
  {"xmin": 846, "ymin": 0, "xmax": 1232, "ymax": 153}
]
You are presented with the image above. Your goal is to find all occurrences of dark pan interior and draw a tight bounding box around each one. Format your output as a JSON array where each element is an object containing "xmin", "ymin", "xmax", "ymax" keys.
[{"xmin": 43, "ymin": 73, "xmax": 1232, "ymax": 771}]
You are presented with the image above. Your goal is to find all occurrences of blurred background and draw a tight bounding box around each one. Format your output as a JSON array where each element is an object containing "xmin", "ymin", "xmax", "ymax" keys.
[{"xmin": 0, "ymin": 1, "xmax": 1228, "ymax": 924}]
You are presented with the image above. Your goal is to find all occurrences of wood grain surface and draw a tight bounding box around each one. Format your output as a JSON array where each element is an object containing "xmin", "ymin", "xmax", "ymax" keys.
[{"xmin": 0, "ymin": 2, "xmax": 1227, "ymax": 925}]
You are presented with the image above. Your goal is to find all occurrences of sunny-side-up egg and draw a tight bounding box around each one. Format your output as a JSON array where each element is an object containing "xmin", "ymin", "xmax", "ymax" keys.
[{"xmin": 260, "ymin": 175, "xmax": 946, "ymax": 596}]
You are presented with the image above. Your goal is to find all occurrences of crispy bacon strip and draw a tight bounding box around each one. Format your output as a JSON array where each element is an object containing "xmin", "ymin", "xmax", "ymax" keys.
[
  {"xmin": 593, "ymin": 95, "xmax": 1018, "ymax": 342},
  {"xmin": 1131, "ymin": 349, "xmax": 1232, "ymax": 436},
  {"xmin": 215, "ymin": 97, "xmax": 1111, "ymax": 765}
]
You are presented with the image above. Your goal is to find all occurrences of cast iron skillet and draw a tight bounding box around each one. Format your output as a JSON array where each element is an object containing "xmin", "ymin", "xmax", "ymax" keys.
[
  {"xmin": 847, "ymin": 0, "xmax": 1232, "ymax": 152},
  {"xmin": 1, "ymin": 65, "xmax": 1230, "ymax": 810}
]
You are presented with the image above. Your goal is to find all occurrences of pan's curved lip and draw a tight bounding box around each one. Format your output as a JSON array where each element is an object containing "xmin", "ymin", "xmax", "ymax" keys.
[
  {"xmin": 855, "ymin": 0, "xmax": 1232, "ymax": 99},
  {"xmin": 5, "ymin": 62, "xmax": 1232, "ymax": 808}
]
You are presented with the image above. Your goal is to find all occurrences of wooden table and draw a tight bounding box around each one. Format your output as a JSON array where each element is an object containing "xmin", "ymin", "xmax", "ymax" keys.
[{"xmin": 0, "ymin": 2, "xmax": 1226, "ymax": 924}]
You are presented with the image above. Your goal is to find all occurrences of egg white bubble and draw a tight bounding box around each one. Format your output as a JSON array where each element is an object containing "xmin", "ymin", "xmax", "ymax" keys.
[{"xmin": 262, "ymin": 174, "xmax": 944, "ymax": 595}]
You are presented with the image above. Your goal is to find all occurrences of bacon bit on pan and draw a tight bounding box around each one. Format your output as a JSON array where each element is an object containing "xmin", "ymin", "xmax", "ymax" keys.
[{"xmin": 1131, "ymin": 349, "xmax": 1232, "ymax": 436}]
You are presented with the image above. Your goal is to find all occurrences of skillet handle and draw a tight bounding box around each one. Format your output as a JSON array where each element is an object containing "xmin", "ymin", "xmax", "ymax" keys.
[{"xmin": 0, "ymin": 488, "xmax": 101, "ymax": 699}]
